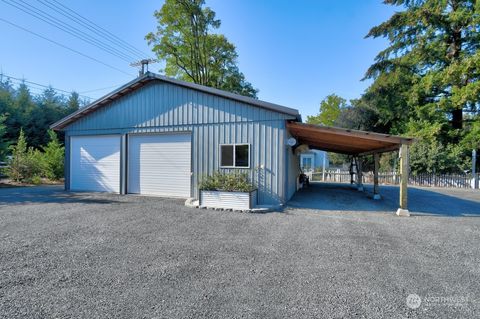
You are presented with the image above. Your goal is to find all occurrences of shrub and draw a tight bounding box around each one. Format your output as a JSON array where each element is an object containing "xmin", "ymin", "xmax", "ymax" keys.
[
  {"xmin": 6, "ymin": 129, "xmax": 42, "ymax": 182},
  {"xmin": 40, "ymin": 130, "xmax": 64, "ymax": 180},
  {"xmin": 30, "ymin": 175, "xmax": 42, "ymax": 185},
  {"xmin": 199, "ymin": 171, "xmax": 255, "ymax": 192}
]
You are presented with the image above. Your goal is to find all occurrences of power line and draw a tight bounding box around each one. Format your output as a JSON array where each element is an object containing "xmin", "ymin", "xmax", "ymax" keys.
[
  {"xmin": 37, "ymin": 0, "xmax": 148, "ymax": 60},
  {"xmin": 0, "ymin": 17, "xmax": 134, "ymax": 77},
  {"xmin": 4, "ymin": 0, "xmax": 139, "ymax": 62},
  {"xmin": 0, "ymin": 72, "xmax": 93, "ymax": 100},
  {"xmin": 78, "ymin": 84, "xmax": 123, "ymax": 94},
  {"xmin": 46, "ymin": 0, "xmax": 150, "ymax": 59},
  {"xmin": 2, "ymin": 0, "xmax": 138, "ymax": 63}
]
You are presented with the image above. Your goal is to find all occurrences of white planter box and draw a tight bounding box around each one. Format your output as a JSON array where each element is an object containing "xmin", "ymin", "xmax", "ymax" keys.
[{"xmin": 200, "ymin": 190, "xmax": 257, "ymax": 210}]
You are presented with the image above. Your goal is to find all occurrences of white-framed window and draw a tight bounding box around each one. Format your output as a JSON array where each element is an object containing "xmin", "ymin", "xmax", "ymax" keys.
[
  {"xmin": 220, "ymin": 143, "xmax": 250, "ymax": 168},
  {"xmin": 300, "ymin": 154, "xmax": 315, "ymax": 171}
]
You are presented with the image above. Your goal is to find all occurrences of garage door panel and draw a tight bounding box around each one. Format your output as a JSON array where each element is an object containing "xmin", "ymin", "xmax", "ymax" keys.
[
  {"xmin": 70, "ymin": 136, "xmax": 120, "ymax": 193},
  {"xmin": 128, "ymin": 133, "xmax": 191, "ymax": 197}
]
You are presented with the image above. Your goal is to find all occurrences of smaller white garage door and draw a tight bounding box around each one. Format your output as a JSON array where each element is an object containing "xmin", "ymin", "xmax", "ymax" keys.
[
  {"xmin": 70, "ymin": 135, "xmax": 121, "ymax": 193},
  {"xmin": 128, "ymin": 133, "xmax": 191, "ymax": 197}
]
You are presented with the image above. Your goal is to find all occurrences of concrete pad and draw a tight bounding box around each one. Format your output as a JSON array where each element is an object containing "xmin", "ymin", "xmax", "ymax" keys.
[{"xmin": 396, "ymin": 208, "xmax": 410, "ymax": 217}]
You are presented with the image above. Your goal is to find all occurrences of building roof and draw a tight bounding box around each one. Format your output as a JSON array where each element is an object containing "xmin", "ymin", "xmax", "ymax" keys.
[
  {"xmin": 51, "ymin": 72, "xmax": 301, "ymax": 130},
  {"xmin": 286, "ymin": 122, "xmax": 414, "ymax": 156}
]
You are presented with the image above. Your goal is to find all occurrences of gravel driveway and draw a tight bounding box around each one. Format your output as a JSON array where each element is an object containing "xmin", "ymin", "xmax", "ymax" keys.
[{"xmin": 1, "ymin": 185, "xmax": 479, "ymax": 318}]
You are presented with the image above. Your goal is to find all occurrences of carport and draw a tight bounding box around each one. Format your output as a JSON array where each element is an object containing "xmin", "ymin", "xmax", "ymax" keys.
[{"xmin": 287, "ymin": 122, "xmax": 414, "ymax": 216}]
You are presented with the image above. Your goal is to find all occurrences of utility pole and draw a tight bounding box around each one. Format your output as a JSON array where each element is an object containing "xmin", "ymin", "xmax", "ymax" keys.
[{"xmin": 130, "ymin": 59, "xmax": 158, "ymax": 77}]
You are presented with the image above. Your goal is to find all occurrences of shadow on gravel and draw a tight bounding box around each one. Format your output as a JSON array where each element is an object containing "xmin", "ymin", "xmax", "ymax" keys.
[
  {"xmin": 288, "ymin": 182, "xmax": 480, "ymax": 217},
  {"xmin": 0, "ymin": 186, "xmax": 120, "ymax": 205}
]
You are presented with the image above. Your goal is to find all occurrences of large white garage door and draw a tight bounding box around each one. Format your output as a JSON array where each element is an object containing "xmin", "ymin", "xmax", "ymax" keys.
[
  {"xmin": 70, "ymin": 135, "xmax": 121, "ymax": 193},
  {"xmin": 128, "ymin": 133, "xmax": 191, "ymax": 197}
]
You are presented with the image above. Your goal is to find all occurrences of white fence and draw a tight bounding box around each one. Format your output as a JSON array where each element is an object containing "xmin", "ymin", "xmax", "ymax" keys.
[{"xmin": 311, "ymin": 170, "xmax": 480, "ymax": 189}]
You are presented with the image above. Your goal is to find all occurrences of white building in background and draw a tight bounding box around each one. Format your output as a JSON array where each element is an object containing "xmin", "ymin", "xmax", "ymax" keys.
[{"xmin": 300, "ymin": 150, "xmax": 329, "ymax": 172}]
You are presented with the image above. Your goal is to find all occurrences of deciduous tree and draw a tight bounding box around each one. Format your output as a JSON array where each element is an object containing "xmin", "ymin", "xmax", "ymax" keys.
[
  {"xmin": 306, "ymin": 94, "xmax": 347, "ymax": 126},
  {"xmin": 146, "ymin": 0, "xmax": 257, "ymax": 97}
]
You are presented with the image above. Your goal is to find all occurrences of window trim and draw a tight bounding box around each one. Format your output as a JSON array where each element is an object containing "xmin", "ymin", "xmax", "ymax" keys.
[
  {"xmin": 300, "ymin": 153, "xmax": 315, "ymax": 170},
  {"xmin": 219, "ymin": 143, "xmax": 250, "ymax": 169}
]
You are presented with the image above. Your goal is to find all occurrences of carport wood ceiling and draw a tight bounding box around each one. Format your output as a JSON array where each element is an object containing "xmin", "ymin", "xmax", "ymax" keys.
[{"xmin": 286, "ymin": 122, "xmax": 413, "ymax": 155}]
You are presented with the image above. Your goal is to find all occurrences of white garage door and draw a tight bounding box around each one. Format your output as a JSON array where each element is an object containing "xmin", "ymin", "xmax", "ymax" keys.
[
  {"xmin": 128, "ymin": 133, "xmax": 191, "ymax": 197},
  {"xmin": 70, "ymin": 135, "xmax": 121, "ymax": 193}
]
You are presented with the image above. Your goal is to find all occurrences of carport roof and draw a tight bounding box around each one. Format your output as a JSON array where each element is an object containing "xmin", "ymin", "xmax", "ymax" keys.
[{"xmin": 286, "ymin": 122, "xmax": 414, "ymax": 156}]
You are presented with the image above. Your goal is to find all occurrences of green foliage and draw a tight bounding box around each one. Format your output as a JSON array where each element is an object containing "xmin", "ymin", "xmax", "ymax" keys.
[
  {"xmin": 199, "ymin": 171, "xmax": 255, "ymax": 192},
  {"xmin": 359, "ymin": 0, "xmax": 480, "ymax": 173},
  {"xmin": 5, "ymin": 129, "xmax": 64, "ymax": 183},
  {"xmin": 406, "ymin": 120, "xmax": 467, "ymax": 174},
  {"xmin": 378, "ymin": 152, "xmax": 398, "ymax": 173},
  {"xmin": 146, "ymin": 0, "xmax": 258, "ymax": 97},
  {"xmin": 307, "ymin": 94, "xmax": 346, "ymax": 126},
  {"xmin": 6, "ymin": 129, "xmax": 42, "ymax": 182},
  {"xmin": 6, "ymin": 128, "xmax": 27, "ymax": 181},
  {"xmin": 40, "ymin": 130, "xmax": 64, "ymax": 180},
  {"xmin": 461, "ymin": 116, "xmax": 480, "ymax": 150},
  {"xmin": 0, "ymin": 76, "xmax": 82, "ymax": 149},
  {"xmin": 30, "ymin": 175, "xmax": 43, "ymax": 185},
  {"xmin": 0, "ymin": 114, "xmax": 9, "ymax": 159},
  {"xmin": 325, "ymin": 153, "xmax": 346, "ymax": 167}
]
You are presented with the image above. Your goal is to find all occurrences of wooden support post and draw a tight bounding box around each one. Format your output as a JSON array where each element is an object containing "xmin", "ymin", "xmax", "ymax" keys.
[
  {"xmin": 356, "ymin": 157, "xmax": 364, "ymax": 191},
  {"xmin": 396, "ymin": 144, "xmax": 410, "ymax": 216},
  {"xmin": 322, "ymin": 153, "xmax": 326, "ymax": 182},
  {"xmin": 349, "ymin": 157, "xmax": 355, "ymax": 184},
  {"xmin": 373, "ymin": 153, "xmax": 381, "ymax": 200}
]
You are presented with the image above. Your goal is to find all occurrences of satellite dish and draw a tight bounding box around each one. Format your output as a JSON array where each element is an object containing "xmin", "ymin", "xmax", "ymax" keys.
[{"xmin": 287, "ymin": 137, "xmax": 297, "ymax": 146}]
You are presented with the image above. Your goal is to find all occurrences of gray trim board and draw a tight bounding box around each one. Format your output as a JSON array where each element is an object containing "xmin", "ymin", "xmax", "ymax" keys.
[
  {"xmin": 64, "ymin": 135, "xmax": 70, "ymax": 191},
  {"xmin": 120, "ymin": 134, "xmax": 127, "ymax": 195}
]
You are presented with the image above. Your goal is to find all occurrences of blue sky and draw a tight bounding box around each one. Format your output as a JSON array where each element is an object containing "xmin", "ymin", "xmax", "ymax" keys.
[{"xmin": 0, "ymin": 0, "xmax": 396, "ymax": 118}]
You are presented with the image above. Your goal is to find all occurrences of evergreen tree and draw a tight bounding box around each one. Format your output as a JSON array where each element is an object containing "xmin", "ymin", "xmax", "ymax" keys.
[
  {"xmin": 40, "ymin": 130, "xmax": 64, "ymax": 180},
  {"xmin": 7, "ymin": 129, "xmax": 28, "ymax": 182},
  {"xmin": 66, "ymin": 92, "xmax": 81, "ymax": 115},
  {"xmin": 8, "ymin": 83, "xmax": 35, "ymax": 143},
  {"xmin": 364, "ymin": 0, "xmax": 480, "ymax": 172},
  {"xmin": 0, "ymin": 115, "xmax": 9, "ymax": 159}
]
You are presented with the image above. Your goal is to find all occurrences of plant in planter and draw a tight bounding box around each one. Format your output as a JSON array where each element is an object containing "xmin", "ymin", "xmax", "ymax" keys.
[{"xmin": 199, "ymin": 172, "xmax": 257, "ymax": 210}]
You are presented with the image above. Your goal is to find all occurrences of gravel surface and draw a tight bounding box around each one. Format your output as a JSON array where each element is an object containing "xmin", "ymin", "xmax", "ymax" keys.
[{"xmin": 0, "ymin": 185, "xmax": 479, "ymax": 318}]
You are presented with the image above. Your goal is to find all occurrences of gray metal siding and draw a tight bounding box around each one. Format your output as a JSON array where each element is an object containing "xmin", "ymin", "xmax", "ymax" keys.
[
  {"xmin": 64, "ymin": 82, "xmax": 296, "ymax": 205},
  {"xmin": 64, "ymin": 134, "xmax": 70, "ymax": 191},
  {"xmin": 286, "ymin": 131, "xmax": 300, "ymax": 201}
]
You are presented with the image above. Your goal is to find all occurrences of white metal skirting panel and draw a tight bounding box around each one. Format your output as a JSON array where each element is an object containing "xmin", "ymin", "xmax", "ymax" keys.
[
  {"xmin": 128, "ymin": 133, "xmax": 191, "ymax": 197},
  {"xmin": 200, "ymin": 190, "xmax": 257, "ymax": 210},
  {"xmin": 70, "ymin": 135, "xmax": 121, "ymax": 192}
]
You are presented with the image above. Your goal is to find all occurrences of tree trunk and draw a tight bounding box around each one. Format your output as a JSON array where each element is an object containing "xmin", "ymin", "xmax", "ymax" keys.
[
  {"xmin": 452, "ymin": 108, "xmax": 463, "ymax": 130},
  {"xmin": 449, "ymin": 1, "xmax": 463, "ymax": 129}
]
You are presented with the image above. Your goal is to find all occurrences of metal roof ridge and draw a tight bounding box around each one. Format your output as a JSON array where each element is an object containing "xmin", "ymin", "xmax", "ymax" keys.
[{"xmin": 51, "ymin": 72, "xmax": 301, "ymax": 130}]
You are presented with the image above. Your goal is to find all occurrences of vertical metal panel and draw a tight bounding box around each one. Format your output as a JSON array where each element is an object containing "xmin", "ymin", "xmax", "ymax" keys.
[
  {"xmin": 64, "ymin": 81, "xmax": 296, "ymax": 205},
  {"xmin": 64, "ymin": 134, "xmax": 71, "ymax": 191},
  {"xmin": 286, "ymin": 130, "xmax": 300, "ymax": 201}
]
